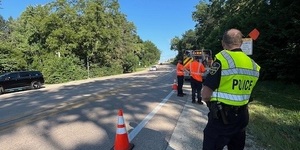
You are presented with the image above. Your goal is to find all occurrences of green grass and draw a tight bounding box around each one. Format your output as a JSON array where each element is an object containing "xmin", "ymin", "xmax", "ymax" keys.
[
  {"xmin": 135, "ymin": 67, "xmax": 148, "ymax": 72},
  {"xmin": 248, "ymin": 81, "xmax": 300, "ymax": 150}
]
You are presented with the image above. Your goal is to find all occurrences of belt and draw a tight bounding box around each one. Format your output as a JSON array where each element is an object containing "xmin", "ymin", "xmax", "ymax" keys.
[{"xmin": 221, "ymin": 103, "xmax": 247, "ymax": 113}]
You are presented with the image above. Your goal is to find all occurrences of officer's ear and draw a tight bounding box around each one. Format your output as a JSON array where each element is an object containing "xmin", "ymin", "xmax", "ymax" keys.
[{"xmin": 221, "ymin": 40, "xmax": 228, "ymax": 49}]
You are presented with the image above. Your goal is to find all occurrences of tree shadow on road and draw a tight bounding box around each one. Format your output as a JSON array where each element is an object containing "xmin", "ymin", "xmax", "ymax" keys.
[{"xmin": 128, "ymin": 122, "xmax": 175, "ymax": 150}]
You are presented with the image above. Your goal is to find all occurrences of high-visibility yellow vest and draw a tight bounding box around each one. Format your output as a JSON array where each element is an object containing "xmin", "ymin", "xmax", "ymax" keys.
[{"xmin": 211, "ymin": 50, "xmax": 260, "ymax": 106}]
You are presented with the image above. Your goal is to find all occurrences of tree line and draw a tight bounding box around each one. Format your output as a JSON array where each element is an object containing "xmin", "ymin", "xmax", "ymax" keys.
[
  {"xmin": 171, "ymin": 0, "xmax": 300, "ymax": 83},
  {"xmin": 0, "ymin": 0, "xmax": 161, "ymax": 84}
]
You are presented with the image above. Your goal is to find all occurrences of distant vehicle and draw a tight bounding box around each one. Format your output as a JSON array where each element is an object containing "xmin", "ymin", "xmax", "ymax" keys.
[
  {"xmin": 183, "ymin": 49, "xmax": 213, "ymax": 80},
  {"xmin": 0, "ymin": 71, "xmax": 45, "ymax": 94},
  {"xmin": 149, "ymin": 66, "xmax": 157, "ymax": 71}
]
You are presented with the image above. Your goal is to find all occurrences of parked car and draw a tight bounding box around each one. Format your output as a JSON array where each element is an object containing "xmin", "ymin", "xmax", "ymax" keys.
[
  {"xmin": 0, "ymin": 71, "xmax": 45, "ymax": 94},
  {"xmin": 149, "ymin": 66, "xmax": 157, "ymax": 71}
]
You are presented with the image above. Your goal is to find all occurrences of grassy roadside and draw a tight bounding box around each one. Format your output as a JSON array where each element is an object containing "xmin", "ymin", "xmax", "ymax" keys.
[
  {"xmin": 248, "ymin": 81, "xmax": 300, "ymax": 150},
  {"xmin": 136, "ymin": 67, "xmax": 148, "ymax": 72}
]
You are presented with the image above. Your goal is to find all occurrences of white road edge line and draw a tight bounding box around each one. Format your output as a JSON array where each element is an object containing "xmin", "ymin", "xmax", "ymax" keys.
[{"xmin": 128, "ymin": 90, "xmax": 175, "ymax": 142}]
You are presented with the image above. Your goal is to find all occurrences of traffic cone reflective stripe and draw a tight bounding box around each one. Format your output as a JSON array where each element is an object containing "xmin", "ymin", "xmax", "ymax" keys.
[
  {"xmin": 118, "ymin": 115, "xmax": 125, "ymax": 124},
  {"xmin": 117, "ymin": 126, "xmax": 127, "ymax": 134},
  {"xmin": 111, "ymin": 109, "xmax": 134, "ymax": 150}
]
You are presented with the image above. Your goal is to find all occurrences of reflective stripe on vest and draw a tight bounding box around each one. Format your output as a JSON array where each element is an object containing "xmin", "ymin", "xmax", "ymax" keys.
[
  {"xmin": 220, "ymin": 51, "xmax": 259, "ymax": 77},
  {"xmin": 213, "ymin": 92, "xmax": 251, "ymax": 101},
  {"xmin": 211, "ymin": 50, "xmax": 260, "ymax": 106},
  {"xmin": 190, "ymin": 61, "xmax": 202, "ymax": 75}
]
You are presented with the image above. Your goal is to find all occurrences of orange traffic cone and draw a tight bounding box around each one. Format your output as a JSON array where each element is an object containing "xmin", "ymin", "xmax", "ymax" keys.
[
  {"xmin": 172, "ymin": 79, "xmax": 178, "ymax": 91},
  {"xmin": 111, "ymin": 109, "xmax": 134, "ymax": 150}
]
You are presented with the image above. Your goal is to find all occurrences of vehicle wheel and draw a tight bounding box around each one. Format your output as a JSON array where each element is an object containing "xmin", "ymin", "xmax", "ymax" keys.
[
  {"xmin": 0, "ymin": 86, "xmax": 4, "ymax": 94},
  {"xmin": 31, "ymin": 81, "xmax": 41, "ymax": 89}
]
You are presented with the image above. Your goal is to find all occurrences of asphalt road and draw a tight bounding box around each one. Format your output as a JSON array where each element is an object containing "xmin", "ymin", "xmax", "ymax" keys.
[
  {"xmin": 0, "ymin": 64, "xmax": 264, "ymax": 150},
  {"xmin": 0, "ymin": 65, "xmax": 188, "ymax": 150}
]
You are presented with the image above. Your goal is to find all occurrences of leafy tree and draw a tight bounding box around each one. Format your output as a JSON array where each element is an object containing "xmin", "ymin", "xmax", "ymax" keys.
[
  {"xmin": 140, "ymin": 41, "xmax": 161, "ymax": 66},
  {"xmin": 0, "ymin": 0, "xmax": 161, "ymax": 83},
  {"xmin": 122, "ymin": 53, "xmax": 139, "ymax": 73},
  {"xmin": 174, "ymin": 0, "xmax": 300, "ymax": 83},
  {"xmin": 34, "ymin": 54, "xmax": 86, "ymax": 84},
  {"xmin": 0, "ymin": 42, "xmax": 26, "ymax": 72},
  {"xmin": 170, "ymin": 29, "xmax": 198, "ymax": 63},
  {"xmin": 0, "ymin": 16, "xmax": 27, "ymax": 72}
]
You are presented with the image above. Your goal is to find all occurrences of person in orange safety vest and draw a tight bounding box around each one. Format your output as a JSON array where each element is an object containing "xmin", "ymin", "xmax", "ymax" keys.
[
  {"xmin": 176, "ymin": 59, "xmax": 186, "ymax": 97},
  {"xmin": 185, "ymin": 56, "xmax": 206, "ymax": 104}
]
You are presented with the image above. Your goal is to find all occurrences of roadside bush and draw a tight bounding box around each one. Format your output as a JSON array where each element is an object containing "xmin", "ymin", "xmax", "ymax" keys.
[
  {"xmin": 31, "ymin": 54, "xmax": 86, "ymax": 84},
  {"xmin": 88, "ymin": 61, "xmax": 123, "ymax": 78},
  {"xmin": 122, "ymin": 53, "xmax": 139, "ymax": 73}
]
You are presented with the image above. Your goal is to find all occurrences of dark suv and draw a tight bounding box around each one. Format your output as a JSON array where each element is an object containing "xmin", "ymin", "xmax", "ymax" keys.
[{"xmin": 0, "ymin": 71, "xmax": 45, "ymax": 94}]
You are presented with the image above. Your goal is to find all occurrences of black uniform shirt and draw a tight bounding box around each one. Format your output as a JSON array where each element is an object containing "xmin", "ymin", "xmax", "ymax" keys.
[
  {"xmin": 203, "ymin": 59, "xmax": 222, "ymax": 91},
  {"xmin": 203, "ymin": 49, "xmax": 243, "ymax": 91}
]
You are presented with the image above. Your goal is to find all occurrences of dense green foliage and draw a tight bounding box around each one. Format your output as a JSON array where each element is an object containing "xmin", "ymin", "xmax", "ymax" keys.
[
  {"xmin": 0, "ymin": 0, "xmax": 161, "ymax": 84},
  {"xmin": 171, "ymin": 0, "xmax": 300, "ymax": 83}
]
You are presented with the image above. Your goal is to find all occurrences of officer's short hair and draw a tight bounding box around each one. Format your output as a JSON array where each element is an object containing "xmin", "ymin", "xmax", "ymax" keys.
[{"xmin": 222, "ymin": 29, "xmax": 243, "ymax": 46}]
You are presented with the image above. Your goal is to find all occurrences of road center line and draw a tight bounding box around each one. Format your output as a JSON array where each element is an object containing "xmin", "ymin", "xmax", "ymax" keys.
[{"xmin": 128, "ymin": 90, "xmax": 175, "ymax": 141}]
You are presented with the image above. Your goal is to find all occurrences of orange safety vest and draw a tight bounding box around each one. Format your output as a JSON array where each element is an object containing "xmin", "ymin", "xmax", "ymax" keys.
[
  {"xmin": 186, "ymin": 60, "xmax": 205, "ymax": 82},
  {"xmin": 176, "ymin": 63, "xmax": 184, "ymax": 76}
]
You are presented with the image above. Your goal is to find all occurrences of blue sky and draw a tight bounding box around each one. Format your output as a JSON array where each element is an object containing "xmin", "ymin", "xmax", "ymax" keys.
[{"xmin": 0, "ymin": 0, "xmax": 200, "ymax": 63}]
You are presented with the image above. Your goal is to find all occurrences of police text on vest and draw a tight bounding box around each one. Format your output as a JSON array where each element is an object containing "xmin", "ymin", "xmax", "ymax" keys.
[{"xmin": 232, "ymin": 79, "xmax": 253, "ymax": 90}]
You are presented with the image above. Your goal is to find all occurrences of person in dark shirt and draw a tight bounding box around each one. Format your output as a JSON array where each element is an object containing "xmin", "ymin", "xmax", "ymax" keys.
[{"xmin": 201, "ymin": 28, "xmax": 260, "ymax": 150}]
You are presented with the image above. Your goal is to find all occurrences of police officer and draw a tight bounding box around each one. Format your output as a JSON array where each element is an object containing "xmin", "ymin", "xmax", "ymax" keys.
[
  {"xmin": 201, "ymin": 28, "xmax": 260, "ymax": 150},
  {"xmin": 187, "ymin": 56, "xmax": 206, "ymax": 104},
  {"xmin": 176, "ymin": 59, "xmax": 186, "ymax": 97}
]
